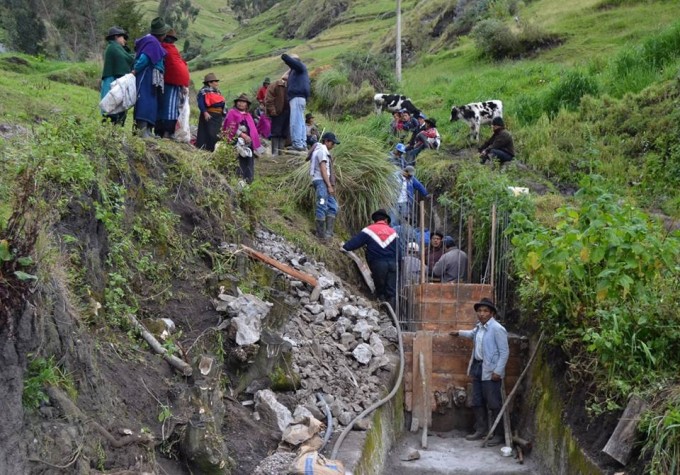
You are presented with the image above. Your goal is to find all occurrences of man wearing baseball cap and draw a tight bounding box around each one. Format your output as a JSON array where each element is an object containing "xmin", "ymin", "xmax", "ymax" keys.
[{"xmin": 310, "ymin": 132, "xmax": 341, "ymax": 240}]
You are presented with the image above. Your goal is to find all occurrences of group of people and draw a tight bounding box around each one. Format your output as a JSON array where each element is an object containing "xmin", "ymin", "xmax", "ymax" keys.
[
  {"xmin": 390, "ymin": 109, "xmax": 441, "ymax": 167},
  {"xmin": 100, "ymin": 18, "xmax": 190, "ymax": 139}
]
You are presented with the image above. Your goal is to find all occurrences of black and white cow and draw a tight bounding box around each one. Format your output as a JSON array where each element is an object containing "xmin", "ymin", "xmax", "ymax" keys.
[
  {"xmin": 450, "ymin": 100, "xmax": 503, "ymax": 142},
  {"xmin": 374, "ymin": 93, "xmax": 420, "ymax": 116}
]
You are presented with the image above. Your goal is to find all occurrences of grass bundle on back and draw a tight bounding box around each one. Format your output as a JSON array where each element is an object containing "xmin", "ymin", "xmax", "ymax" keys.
[{"xmin": 283, "ymin": 134, "xmax": 399, "ymax": 234}]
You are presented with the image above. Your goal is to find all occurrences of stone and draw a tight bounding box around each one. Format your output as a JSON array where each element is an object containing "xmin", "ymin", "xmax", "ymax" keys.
[
  {"xmin": 340, "ymin": 332, "xmax": 356, "ymax": 348},
  {"xmin": 352, "ymin": 343, "xmax": 373, "ymax": 365},
  {"xmin": 353, "ymin": 320, "xmax": 372, "ymax": 341},
  {"xmin": 370, "ymin": 333, "xmax": 385, "ymax": 356},
  {"xmin": 338, "ymin": 411, "xmax": 353, "ymax": 426},
  {"xmin": 318, "ymin": 275, "xmax": 335, "ymax": 289},
  {"xmin": 254, "ymin": 389, "xmax": 292, "ymax": 433},
  {"xmin": 341, "ymin": 305, "xmax": 360, "ymax": 318},
  {"xmin": 305, "ymin": 304, "xmax": 324, "ymax": 315}
]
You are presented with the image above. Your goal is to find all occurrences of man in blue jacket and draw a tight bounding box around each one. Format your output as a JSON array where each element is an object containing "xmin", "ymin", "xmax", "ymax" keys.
[
  {"xmin": 450, "ymin": 298, "xmax": 509, "ymax": 446},
  {"xmin": 393, "ymin": 165, "xmax": 428, "ymax": 226},
  {"xmin": 342, "ymin": 209, "xmax": 399, "ymax": 309},
  {"xmin": 281, "ymin": 53, "xmax": 311, "ymax": 151}
]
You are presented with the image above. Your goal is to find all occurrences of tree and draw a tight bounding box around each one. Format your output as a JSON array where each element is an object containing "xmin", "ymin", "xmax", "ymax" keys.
[{"xmin": 1, "ymin": 0, "xmax": 46, "ymax": 55}]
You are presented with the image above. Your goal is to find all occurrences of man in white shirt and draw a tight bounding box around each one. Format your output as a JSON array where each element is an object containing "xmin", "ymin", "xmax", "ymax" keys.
[{"xmin": 309, "ymin": 132, "xmax": 340, "ymax": 240}]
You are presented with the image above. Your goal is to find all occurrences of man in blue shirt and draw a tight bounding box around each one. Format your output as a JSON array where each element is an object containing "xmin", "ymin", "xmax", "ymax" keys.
[{"xmin": 450, "ymin": 298, "xmax": 509, "ymax": 446}]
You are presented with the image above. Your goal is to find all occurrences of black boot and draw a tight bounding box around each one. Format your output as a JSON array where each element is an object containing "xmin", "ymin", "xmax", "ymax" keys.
[
  {"xmin": 325, "ymin": 215, "xmax": 336, "ymax": 239},
  {"xmin": 465, "ymin": 407, "xmax": 487, "ymax": 441},
  {"xmin": 135, "ymin": 120, "xmax": 151, "ymax": 138},
  {"xmin": 315, "ymin": 220, "xmax": 326, "ymax": 241},
  {"xmin": 486, "ymin": 409, "xmax": 504, "ymax": 447}
]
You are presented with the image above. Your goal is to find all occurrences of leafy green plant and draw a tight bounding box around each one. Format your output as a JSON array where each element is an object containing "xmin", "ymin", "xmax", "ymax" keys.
[
  {"xmin": 509, "ymin": 176, "xmax": 680, "ymax": 397},
  {"xmin": 640, "ymin": 387, "xmax": 680, "ymax": 475},
  {"xmin": 23, "ymin": 355, "xmax": 76, "ymax": 411}
]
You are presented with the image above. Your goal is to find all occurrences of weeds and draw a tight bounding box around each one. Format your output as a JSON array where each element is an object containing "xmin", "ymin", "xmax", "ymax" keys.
[{"xmin": 23, "ymin": 355, "xmax": 76, "ymax": 411}]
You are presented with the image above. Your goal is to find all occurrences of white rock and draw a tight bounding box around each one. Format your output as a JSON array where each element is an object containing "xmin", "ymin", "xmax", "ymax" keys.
[
  {"xmin": 370, "ymin": 333, "xmax": 385, "ymax": 356},
  {"xmin": 254, "ymin": 389, "xmax": 292, "ymax": 433},
  {"xmin": 352, "ymin": 343, "xmax": 373, "ymax": 365},
  {"xmin": 353, "ymin": 320, "xmax": 372, "ymax": 341}
]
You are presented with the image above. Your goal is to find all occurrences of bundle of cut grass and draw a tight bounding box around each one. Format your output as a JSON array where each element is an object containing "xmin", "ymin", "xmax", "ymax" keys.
[{"xmin": 284, "ymin": 133, "xmax": 399, "ymax": 234}]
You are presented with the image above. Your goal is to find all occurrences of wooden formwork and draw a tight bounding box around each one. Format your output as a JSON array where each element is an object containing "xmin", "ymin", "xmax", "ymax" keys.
[{"xmin": 401, "ymin": 283, "xmax": 528, "ymax": 428}]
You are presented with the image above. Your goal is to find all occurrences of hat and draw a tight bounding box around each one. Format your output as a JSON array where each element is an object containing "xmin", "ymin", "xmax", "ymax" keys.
[
  {"xmin": 150, "ymin": 17, "xmax": 171, "ymax": 36},
  {"xmin": 305, "ymin": 113, "xmax": 315, "ymax": 121},
  {"xmin": 400, "ymin": 109, "xmax": 411, "ymax": 115},
  {"xmin": 165, "ymin": 29, "xmax": 178, "ymax": 41},
  {"xmin": 443, "ymin": 235, "xmax": 456, "ymax": 248},
  {"xmin": 395, "ymin": 143, "xmax": 406, "ymax": 153},
  {"xmin": 473, "ymin": 298, "xmax": 497, "ymax": 314},
  {"xmin": 418, "ymin": 113, "xmax": 427, "ymax": 120},
  {"xmin": 425, "ymin": 117, "xmax": 437, "ymax": 127},
  {"xmin": 263, "ymin": 77, "xmax": 271, "ymax": 84},
  {"xmin": 321, "ymin": 132, "xmax": 340, "ymax": 144},
  {"xmin": 408, "ymin": 242, "xmax": 419, "ymax": 252},
  {"xmin": 106, "ymin": 26, "xmax": 127, "ymax": 40},
  {"xmin": 234, "ymin": 93, "xmax": 252, "ymax": 105},
  {"xmin": 403, "ymin": 165, "xmax": 415, "ymax": 176},
  {"xmin": 492, "ymin": 117, "xmax": 505, "ymax": 127},
  {"xmin": 203, "ymin": 73, "xmax": 219, "ymax": 84},
  {"xmin": 371, "ymin": 209, "xmax": 391, "ymax": 223}
]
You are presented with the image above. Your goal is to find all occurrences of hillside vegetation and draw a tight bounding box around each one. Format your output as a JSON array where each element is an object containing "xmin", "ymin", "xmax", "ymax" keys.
[{"xmin": 1, "ymin": 0, "xmax": 680, "ymax": 473}]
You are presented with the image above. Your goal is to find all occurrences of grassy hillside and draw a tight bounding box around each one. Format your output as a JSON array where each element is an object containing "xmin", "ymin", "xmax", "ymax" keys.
[{"xmin": 1, "ymin": 0, "xmax": 680, "ymax": 473}]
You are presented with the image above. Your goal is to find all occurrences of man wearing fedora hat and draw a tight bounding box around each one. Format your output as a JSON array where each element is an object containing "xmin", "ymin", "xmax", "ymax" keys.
[
  {"xmin": 450, "ymin": 298, "xmax": 509, "ymax": 446},
  {"xmin": 479, "ymin": 117, "xmax": 515, "ymax": 165},
  {"xmin": 100, "ymin": 26, "xmax": 134, "ymax": 125},
  {"xmin": 342, "ymin": 209, "xmax": 399, "ymax": 309},
  {"xmin": 131, "ymin": 17, "xmax": 170, "ymax": 137},
  {"xmin": 196, "ymin": 73, "xmax": 225, "ymax": 151}
]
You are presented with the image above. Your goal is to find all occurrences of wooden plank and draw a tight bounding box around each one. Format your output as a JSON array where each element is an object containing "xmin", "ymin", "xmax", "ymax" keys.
[
  {"xmin": 241, "ymin": 245, "xmax": 317, "ymax": 288},
  {"xmin": 411, "ymin": 331, "xmax": 433, "ymax": 430},
  {"xmin": 342, "ymin": 250, "xmax": 375, "ymax": 293},
  {"xmin": 603, "ymin": 395, "xmax": 649, "ymax": 465}
]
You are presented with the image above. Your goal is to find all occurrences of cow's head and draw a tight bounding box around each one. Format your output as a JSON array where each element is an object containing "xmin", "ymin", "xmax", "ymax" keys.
[{"xmin": 450, "ymin": 106, "xmax": 462, "ymax": 122}]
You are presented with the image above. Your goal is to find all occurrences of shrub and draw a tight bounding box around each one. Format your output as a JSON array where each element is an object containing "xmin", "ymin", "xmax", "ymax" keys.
[
  {"xmin": 471, "ymin": 19, "xmax": 518, "ymax": 60},
  {"xmin": 543, "ymin": 69, "xmax": 599, "ymax": 117}
]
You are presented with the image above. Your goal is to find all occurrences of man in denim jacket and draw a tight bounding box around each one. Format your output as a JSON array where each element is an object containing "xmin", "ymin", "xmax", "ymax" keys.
[{"xmin": 450, "ymin": 298, "xmax": 509, "ymax": 446}]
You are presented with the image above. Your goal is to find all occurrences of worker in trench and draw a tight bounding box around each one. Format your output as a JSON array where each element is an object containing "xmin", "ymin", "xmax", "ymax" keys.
[{"xmin": 450, "ymin": 298, "xmax": 509, "ymax": 446}]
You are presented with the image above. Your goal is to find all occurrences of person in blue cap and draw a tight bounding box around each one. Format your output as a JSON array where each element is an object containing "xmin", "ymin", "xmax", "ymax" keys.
[{"xmin": 388, "ymin": 143, "xmax": 409, "ymax": 168}]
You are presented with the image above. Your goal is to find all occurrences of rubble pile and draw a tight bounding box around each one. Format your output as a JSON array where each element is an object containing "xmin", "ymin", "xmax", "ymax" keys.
[{"xmin": 218, "ymin": 230, "xmax": 401, "ymax": 472}]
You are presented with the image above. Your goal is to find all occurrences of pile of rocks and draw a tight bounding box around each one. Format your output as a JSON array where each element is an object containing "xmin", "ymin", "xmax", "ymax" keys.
[{"xmin": 217, "ymin": 230, "xmax": 400, "ymax": 471}]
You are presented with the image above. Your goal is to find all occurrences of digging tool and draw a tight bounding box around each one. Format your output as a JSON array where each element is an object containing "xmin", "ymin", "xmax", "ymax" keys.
[{"xmin": 483, "ymin": 331, "xmax": 544, "ymax": 447}]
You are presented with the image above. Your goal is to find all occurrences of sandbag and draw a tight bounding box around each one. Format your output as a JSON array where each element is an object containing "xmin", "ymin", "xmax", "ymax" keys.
[
  {"xmin": 175, "ymin": 91, "xmax": 191, "ymax": 143},
  {"xmin": 99, "ymin": 73, "xmax": 136, "ymax": 115},
  {"xmin": 289, "ymin": 450, "xmax": 345, "ymax": 475}
]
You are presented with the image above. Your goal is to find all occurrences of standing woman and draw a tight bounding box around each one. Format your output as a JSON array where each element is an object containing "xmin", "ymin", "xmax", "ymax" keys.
[
  {"xmin": 264, "ymin": 72, "xmax": 289, "ymax": 156},
  {"xmin": 156, "ymin": 29, "xmax": 189, "ymax": 138},
  {"xmin": 131, "ymin": 17, "xmax": 169, "ymax": 138},
  {"xmin": 195, "ymin": 73, "xmax": 225, "ymax": 151},
  {"xmin": 223, "ymin": 94, "xmax": 262, "ymax": 184},
  {"xmin": 100, "ymin": 26, "xmax": 134, "ymax": 125}
]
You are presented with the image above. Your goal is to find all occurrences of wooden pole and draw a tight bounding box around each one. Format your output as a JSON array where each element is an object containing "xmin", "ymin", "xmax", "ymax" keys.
[
  {"xmin": 396, "ymin": 0, "xmax": 402, "ymax": 83},
  {"xmin": 483, "ymin": 332, "xmax": 544, "ymax": 446},
  {"xmin": 419, "ymin": 200, "xmax": 426, "ymax": 284},
  {"xmin": 490, "ymin": 204, "xmax": 497, "ymax": 289},
  {"xmin": 419, "ymin": 352, "xmax": 428, "ymax": 449},
  {"xmin": 467, "ymin": 216, "xmax": 473, "ymax": 282}
]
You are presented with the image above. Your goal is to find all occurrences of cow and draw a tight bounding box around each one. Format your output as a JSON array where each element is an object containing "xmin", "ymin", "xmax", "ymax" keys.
[
  {"xmin": 373, "ymin": 93, "xmax": 420, "ymax": 116},
  {"xmin": 449, "ymin": 100, "xmax": 503, "ymax": 142}
]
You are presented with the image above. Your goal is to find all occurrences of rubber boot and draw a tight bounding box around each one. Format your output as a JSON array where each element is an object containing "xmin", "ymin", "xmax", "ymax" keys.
[
  {"xmin": 325, "ymin": 215, "xmax": 336, "ymax": 239},
  {"xmin": 486, "ymin": 409, "xmax": 504, "ymax": 447},
  {"xmin": 271, "ymin": 138, "xmax": 279, "ymax": 156},
  {"xmin": 136, "ymin": 120, "xmax": 151, "ymax": 138},
  {"xmin": 465, "ymin": 407, "xmax": 487, "ymax": 441},
  {"xmin": 315, "ymin": 220, "xmax": 326, "ymax": 241}
]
